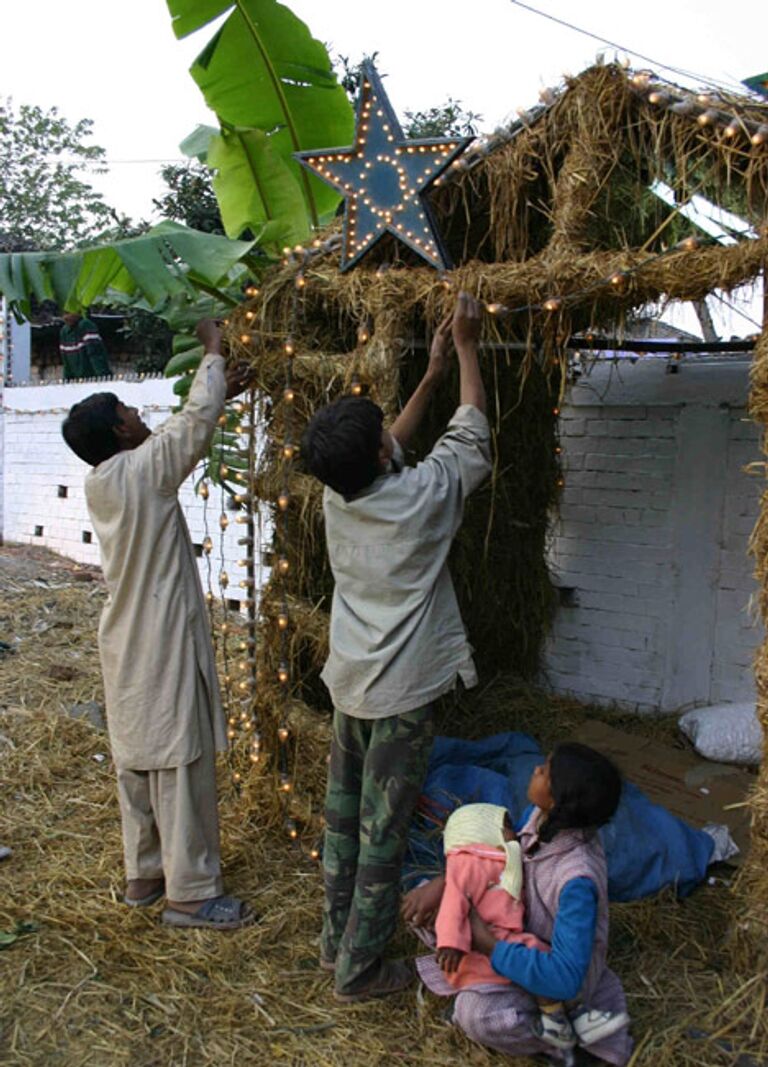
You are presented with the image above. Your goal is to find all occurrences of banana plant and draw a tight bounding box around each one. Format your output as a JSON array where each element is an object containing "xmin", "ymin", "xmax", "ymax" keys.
[
  {"xmin": 167, "ymin": 0, "xmax": 355, "ymax": 244},
  {"xmin": 0, "ymin": 221, "xmax": 256, "ymax": 320}
]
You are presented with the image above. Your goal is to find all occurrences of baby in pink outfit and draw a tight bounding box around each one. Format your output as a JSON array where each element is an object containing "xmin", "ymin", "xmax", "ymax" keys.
[{"xmin": 433, "ymin": 802, "xmax": 546, "ymax": 990}]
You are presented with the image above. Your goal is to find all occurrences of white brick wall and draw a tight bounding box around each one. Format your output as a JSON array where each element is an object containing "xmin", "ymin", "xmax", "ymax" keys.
[
  {"xmin": 0, "ymin": 378, "xmax": 270, "ymax": 608},
  {"xmin": 544, "ymin": 358, "xmax": 762, "ymax": 713}
]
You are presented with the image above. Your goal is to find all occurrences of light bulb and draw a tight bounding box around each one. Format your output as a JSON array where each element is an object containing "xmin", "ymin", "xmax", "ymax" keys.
[
  {"xmin": 278, "ymin": 726, "xmax": 290, "ymax": 742},
  {"xmin": 240, "ymin": 333, "xmax": 251, "ymax": 344},
  {"xmin": 486, "ymin": 303, "xmax": 503, "ymax": 315},
  {"xmin": 284, "ymin": 339, "xmax": 295, "ymax": 356},
  {"xmin": 278, "ymin": 556, "xmax": 290, "ymax": 575},
  {"xmin": 278, "ymin": 490, "xmax": 290, "ymax": 511},
  {"xmin": 278, "ymin": 663, "xmax": 289, "ymax": 684},
  {"xmin": 283, "ymin": 386, "xmax": 295, "ymax": 403},
  {"xmin": 199, "ymin": 483, "xmax": 209, "ymax": 500},
  {"xmin": 543, "ymin": 298, "xmax": 561, "ymax": 312},
  {"xmin": 233, "ymin": 771, "xmax": 242, "ymax": 784},
  {"xmin": 219, "ymin": 514, "xmax": 229, "ymax": 530},
  {"xmin": 220, "ymin": 572, "xmax": 229, "ymax": 588},
  {"xmin": 282, "ymin": 443, "xmax": 296, "ymax": 460},
  {"xmin": 277, "ymin": 613, "xmax": 289, "ymax": 630},
  {"xmin": 203, "ymin": 537, "xmax": 213, "ymax": 554}
]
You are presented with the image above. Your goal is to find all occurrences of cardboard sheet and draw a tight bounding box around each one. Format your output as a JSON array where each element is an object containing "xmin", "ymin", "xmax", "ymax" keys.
[{"xmin": 573, "ymin": 720, "xmax": 754, "ymax": 863}]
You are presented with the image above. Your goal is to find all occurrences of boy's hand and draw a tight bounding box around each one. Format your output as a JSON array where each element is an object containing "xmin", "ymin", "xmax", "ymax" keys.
[
  {"xmin": 401, "ymin": 875, "xmax": 445, "ymax": 926},
  {"xmin": 225, "ymin": 361, "xmax": 256, "ymax": 400},
  {"xmin": 436, "ymin": 947, "xmax": 466, "ymax": 974},
  {"xmin": 469, "ymin": 907, "xmax": 496, "ymax": 957},
  {"xmin": 195, "ymin": 318, "xmax": 223, "ymax": 353},
  {"xmin": 425, "ymin": 313, "xmax": 453, "ymax": 384},
  {"xmin": 452, "ymin": 291, "xmax": 482, "ymax": 350}
]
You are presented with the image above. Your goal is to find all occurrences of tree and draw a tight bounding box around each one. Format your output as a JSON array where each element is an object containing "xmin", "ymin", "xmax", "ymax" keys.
[
  {"xmin": 403, "ymin": 99, "xmax": 483, "ymax": 139},
  {"xmin": 0, "ymin": 99, "xmax": 115, "ymax": 251},
  {"xmin": 153, "ymin": 163, "xmax": 225, "ymax": 235}
]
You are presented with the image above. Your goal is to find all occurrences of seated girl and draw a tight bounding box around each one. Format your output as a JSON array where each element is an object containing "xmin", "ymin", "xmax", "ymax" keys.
[{"xmin": 402, "ymin": 742, "xmax": 633, "ymax": 1065}]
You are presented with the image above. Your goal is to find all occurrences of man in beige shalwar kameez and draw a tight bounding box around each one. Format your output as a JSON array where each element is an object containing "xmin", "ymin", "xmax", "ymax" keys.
[{"xmin": 62, "ymin": 320, "xmax": 253, "ymax": 929}]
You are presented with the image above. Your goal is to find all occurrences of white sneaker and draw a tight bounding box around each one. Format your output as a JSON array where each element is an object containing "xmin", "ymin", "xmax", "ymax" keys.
[
  {"xmin": 571, "ymin": 1008, "xmax": 630, "ymax": 1045},
  {"xmin": 534, "ymin": 1010, "xmax": 577, "ymax": 1050}
]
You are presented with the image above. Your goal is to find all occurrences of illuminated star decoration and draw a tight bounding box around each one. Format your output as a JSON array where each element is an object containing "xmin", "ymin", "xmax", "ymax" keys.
[{"xmin": 295, "ymin": 61, "xmax": 473, "ymax": 271}]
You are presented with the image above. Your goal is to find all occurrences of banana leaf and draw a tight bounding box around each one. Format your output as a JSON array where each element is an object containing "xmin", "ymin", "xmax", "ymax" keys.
[
  {"xmin": 167, "ymin": 0, "xmax": 354, "ymax": 229},
  {"xmin": 0, "ymin": 222, "xmax": 255, "ymax": 320},
  {"xmin": 207, "ymin": 125, "xmax": 310, "ymax": 248}
]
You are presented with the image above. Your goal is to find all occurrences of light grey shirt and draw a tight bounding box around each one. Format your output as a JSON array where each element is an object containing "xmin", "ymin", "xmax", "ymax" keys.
[{"xmin": 320, "ymin": 404, "xmax": 492, "ymax": 718}]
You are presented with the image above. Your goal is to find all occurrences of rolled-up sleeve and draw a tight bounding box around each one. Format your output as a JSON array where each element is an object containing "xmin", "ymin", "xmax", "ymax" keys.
[
  {"xmin": 425, "ymin": 404, "xmax": 492, "ymax": 497},
  {"xmin": 139, "ymin": 353, "xmax": 227, "ymax": 494},
  {"xmin": 489, "ymin": 877, "xmax": 598, "ymax": 1001}
]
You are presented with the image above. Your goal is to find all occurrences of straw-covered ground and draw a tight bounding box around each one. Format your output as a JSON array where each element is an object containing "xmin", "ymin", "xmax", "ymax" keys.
[{"xmin": 1, "ymin": 544, "xmax": 766, "ymax": 1067}]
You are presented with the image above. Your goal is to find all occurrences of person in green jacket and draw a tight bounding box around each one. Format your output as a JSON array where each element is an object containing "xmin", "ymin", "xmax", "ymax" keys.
[{"xmin": 60, "ymin": 312, "xmax": 112, "ymax": 380}]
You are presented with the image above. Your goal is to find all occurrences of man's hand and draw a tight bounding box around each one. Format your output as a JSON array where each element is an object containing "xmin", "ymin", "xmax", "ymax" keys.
[
  {"xmin": 425, "ymin": 313, "xmax": 453, "ymax": 384},
  {"xmin": 469, "ymin": 907, "xmax": 496, "ymax": 957},
  {"xmin": 452, "ymin": 291, "xmax": 482, "ymax": 351},
  {"xmin": 436, "ymin": 947, "xmax": 466, "ymax": 974},
  {"xmin": 225, "ymin": 362, "xmax": 256, "ymax": 400},
  {"xmin": 195, "ymin": 318, "xmax": 223, "ymax": 354},
  {"xmin": 401, "ymin": 875, "xmax": 446, "ymax": 927}
]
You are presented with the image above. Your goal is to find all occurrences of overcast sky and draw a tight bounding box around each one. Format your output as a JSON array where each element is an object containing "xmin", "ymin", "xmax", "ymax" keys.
[
  {"xmin": 5, "ymin": 0, "xmax": 764, "ymax": 222},
  {"xmin": 3, "ymin": 0, "xmax": 765, "ymax": 333}
]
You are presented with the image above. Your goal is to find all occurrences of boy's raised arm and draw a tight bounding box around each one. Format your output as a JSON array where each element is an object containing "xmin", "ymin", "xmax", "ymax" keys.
[
  {"xmin": 388, "ymin": 313, "xmax": 452, "ymax": 449},
  {"xmin": 452, "ymin": 292, "xmax": 486, "ymax": 414}
]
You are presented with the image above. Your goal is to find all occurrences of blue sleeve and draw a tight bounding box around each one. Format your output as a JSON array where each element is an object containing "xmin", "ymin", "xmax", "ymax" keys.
[
  {"xmin": 515, "ymin": 804, "xmax": 534, "ymax": 833},
  {"xmin": 490, "ymin": 877, "xmax": 598, "ymax": 1001}
]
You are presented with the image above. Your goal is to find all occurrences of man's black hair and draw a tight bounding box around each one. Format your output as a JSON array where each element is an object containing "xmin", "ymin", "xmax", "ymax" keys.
[
  {"xmin": 61, "ymin": 392, "xmax": 122, "ymax": 467},
  {"xmin": 538, "ymin": 742, "xmax": 622, "ymax": 843},
  {"xmin": 301, "ymin": 395, "xmax": 384, "ymax": 499}
]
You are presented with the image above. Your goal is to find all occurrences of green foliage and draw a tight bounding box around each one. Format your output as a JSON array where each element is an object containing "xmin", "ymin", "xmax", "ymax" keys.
[
  {"xmin": 117, "ymin": 307, "xmax": 174, "ymax": 374},
  {"xmin": 0, "ymin": 221, "xmax": 255, "ymax": 318},
  {"xmin": 168, "ymin": 0, "xmax": 355, "ymax": 240},
  {"xmin": 403, "ymin": 99, "xmax": 482, "ymax": 139},
  {"xmin": 153, "ymin": 162, "xmax": 225, "ymax": 234},
  {"xmin": 0, "ymin": 99, "xmax": 114, "ymax": 251}
]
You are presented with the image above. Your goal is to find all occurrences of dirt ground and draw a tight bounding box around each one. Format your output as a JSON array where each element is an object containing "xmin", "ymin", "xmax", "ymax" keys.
[{"xmin": 1, "ymin": 543, "xmax": 766, "ymax": 1067}]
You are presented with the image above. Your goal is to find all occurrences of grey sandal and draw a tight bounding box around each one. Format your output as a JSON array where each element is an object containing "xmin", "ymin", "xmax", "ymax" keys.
[{"xmin": 161, "ymin": 895, "xmax": 255, "ymax": 929}]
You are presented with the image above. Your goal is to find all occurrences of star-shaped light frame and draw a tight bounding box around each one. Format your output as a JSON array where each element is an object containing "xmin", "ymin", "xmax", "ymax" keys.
[{"xmin": 295, "ymin": 62, "xmax": 473, "ymax": 271}]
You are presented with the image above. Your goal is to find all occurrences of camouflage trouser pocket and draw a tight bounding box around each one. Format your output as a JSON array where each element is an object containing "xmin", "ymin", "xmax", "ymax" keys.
[{"xmin": 321, "ymin": 704, "xmax": 434, "ymax": 992}]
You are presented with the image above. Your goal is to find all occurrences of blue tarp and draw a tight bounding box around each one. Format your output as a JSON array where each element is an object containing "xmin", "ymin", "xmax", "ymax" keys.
[{"xmin": 404, "ymin": 732, "xmax": 715, "ymax": 901}]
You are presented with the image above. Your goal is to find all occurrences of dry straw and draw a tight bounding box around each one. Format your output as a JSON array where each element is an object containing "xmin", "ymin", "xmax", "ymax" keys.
[{"xmin": 1, "ymin": 557, "xmax": 767, "ymax": 1065}]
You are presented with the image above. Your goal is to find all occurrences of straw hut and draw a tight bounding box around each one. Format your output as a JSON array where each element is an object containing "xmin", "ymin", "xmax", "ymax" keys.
[{"xmin": 225, "ymin": 61, "xmax": 768, "ymax": 961}]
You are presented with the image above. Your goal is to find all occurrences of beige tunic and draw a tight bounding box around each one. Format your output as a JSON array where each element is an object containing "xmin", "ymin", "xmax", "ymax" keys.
[
  {"xmin": 85, "ymin": 353, "xmax": 228, "ymax": 770},
  {"xmin": 320, "ymin": 404, "xmax": 492, "ymax": 718}
]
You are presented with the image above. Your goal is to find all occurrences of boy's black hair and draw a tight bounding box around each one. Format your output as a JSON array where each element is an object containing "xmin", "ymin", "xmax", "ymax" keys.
[
  {"xmin": 301, "ymin": 395, "xmax": 384, "ymax": 499},
  {"xmin": 61, "ymin": 392, "xmax": 122, "ymax": 467},
  {"xmin": 538, "ymin": 742, "xmax": 622, "ymax": 844}
]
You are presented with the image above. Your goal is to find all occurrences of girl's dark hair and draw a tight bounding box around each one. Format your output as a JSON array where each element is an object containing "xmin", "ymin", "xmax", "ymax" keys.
[
  {"xmin": 301, "ymin": 395, "xmax": 384, "ymax": 499},
  {"xmin": 62, "ymin": 392, "xmax": 122, "ymax": 466},
  {"xmin": 538, "ymin": 742, "xmax": 622, "ymax": 844}
]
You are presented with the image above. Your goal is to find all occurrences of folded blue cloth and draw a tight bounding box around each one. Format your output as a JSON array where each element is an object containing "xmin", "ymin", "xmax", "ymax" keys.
[{"xmin": 404, "ymin": 731, "xmax": 715, "ymax": 900}]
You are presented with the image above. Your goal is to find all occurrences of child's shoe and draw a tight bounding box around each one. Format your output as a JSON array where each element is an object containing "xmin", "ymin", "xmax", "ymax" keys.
[
  {"xmin": 533, "ymin": 1008, "xmax": 577, "ymax": 1050},
  {"xmin": 570, "ymin": 1007, "xmax": 629, "ymax": 1046}
]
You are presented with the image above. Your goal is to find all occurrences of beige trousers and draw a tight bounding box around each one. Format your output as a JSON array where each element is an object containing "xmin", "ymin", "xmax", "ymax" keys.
[{"xmin": 115, "ymin": 676, "xmax": 223, "ymax": 902}]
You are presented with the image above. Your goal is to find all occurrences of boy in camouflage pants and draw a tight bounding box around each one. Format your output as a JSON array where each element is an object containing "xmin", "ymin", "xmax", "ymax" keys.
[{"xmin": 301, "ymin": 294, "xmax": 491, "ymax": 1002}]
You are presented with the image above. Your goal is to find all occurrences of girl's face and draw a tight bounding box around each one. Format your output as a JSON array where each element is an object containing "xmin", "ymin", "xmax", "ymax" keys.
[{"xmin": 528, "ymin": 757, "xmax": 555, "ymax": 811}]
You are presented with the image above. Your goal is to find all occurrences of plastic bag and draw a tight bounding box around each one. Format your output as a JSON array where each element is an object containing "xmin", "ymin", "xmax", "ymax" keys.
[{"xmin": 678, "ymin": 703, "xmax": 762, "ymax": 766}]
